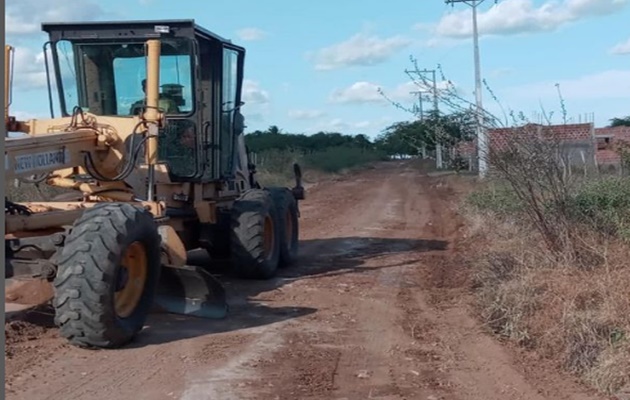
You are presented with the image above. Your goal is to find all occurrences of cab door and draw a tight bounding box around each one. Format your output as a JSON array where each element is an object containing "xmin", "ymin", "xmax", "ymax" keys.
[{"xmin": 218, "ymin": 44, "xmax": 244, "ymax": 180}]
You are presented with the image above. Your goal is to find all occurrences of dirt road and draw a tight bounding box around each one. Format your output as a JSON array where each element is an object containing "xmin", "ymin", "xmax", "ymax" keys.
[{"xmin": 4, "ymin": 162, "xmax": 609, "ymax": 400}]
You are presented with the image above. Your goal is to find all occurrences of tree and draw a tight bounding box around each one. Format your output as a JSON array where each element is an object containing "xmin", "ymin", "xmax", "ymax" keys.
[
  {"xmin": 244, "ymin": 126, "xmax": 380, "ymax": 156},
  {"xmin": 352, "ymin": 134, "xmax": 372, "ymax": 150},
  {"xmin": 376, "ymin": 56, "xmax": 511, "ymax": 168},
  {"xmin": 267, "ymin": 125, "xmax": 282, "ymax": 135},
  {"xmin": 374, "ymin": 111, "xmax": 474, "ymax": 158},
  {"xmin": 609, "ymin": 116, "xmax": 630, "ymax": 127},
  {"xmin": 375, "ymin": 123, "xmax": 420, "ymax": 157}
]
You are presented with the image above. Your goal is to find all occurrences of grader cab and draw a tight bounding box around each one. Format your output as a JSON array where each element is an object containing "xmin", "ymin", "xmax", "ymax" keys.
[{"xmin": 4, "ymin": 19, "xmax": 304, "ymax": 349}]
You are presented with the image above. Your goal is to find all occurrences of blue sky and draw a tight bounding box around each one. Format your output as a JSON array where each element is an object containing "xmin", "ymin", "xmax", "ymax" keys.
[{"xmin": 5, "ymin": 0, "xmax": 630, "ymax": 139}]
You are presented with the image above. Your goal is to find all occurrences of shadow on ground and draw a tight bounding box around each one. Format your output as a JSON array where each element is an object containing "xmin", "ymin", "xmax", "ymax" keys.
[
  {"xmin": 193, "ymin": 236, "xmax": 449, "ymax": 300},
  {"xmin": 5, "ymin": 236, "xmax": 448, "ymax": 348}
]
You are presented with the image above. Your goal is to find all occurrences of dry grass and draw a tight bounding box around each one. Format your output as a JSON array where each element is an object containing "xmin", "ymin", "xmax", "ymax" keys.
[{"xmin": 464, "ymin": 207, "xmax": 630, "ymax": 396}]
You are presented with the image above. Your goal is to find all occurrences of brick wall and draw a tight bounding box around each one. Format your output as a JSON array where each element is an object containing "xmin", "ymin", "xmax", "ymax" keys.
[
  {"xmin": 455, "ymin": 123, "xmax": 596, "ymax": 167},
  {"xmin": 595, "ymin": 126, "xmax": 630, "ymax": 141},
  {"xmin": 594, "ymin": 126, "xmax": 630, "ymax": 166},
  {"xmin": 455, "ymin": 140, "xmax": 476, "ymax": 158}
]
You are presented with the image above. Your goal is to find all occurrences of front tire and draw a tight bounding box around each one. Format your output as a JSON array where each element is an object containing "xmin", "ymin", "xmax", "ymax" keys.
[
  {"xmin": 230, "ymin": 189, "xmax": 281, "ymax": 280},
  {"xmin": 269, "ymin": 187, "xmax": 299, "ymax": 268},
  {"xmin": 53, "ymin": 203, "xmax": 161, "ymax": 349}
]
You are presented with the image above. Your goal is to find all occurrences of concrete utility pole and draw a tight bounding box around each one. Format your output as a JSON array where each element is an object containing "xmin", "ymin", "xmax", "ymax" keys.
[
  {"xmin": 444, "ymin": 0, "xmax": 495, "ymax": 177},
  {"xmin": 410, "ymin": 90, "xmax": 428, "ymax": 158},
  {"xmin": 410, "ymin": 91, "xmax": 424, "ymax": 120},
  {"xmin": 406, "ymin": 68, "xmax": 442, "ymax": 168}
]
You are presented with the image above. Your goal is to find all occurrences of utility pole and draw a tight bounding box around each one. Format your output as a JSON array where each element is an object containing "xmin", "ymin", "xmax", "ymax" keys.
[
  {"xmin": 444, "ymin": 0, "xmax": 495, "ymax": 177},
  {"xmin": 410, "ymin": 90, "xmax": 428, "ymax": 158},
  {"xmin": 410, "ymin": 90, "xmax": 424, "ymax": 120},
  {"xmin": 406, "ymin": 68, "xmax": 442, "ymax": 168}
]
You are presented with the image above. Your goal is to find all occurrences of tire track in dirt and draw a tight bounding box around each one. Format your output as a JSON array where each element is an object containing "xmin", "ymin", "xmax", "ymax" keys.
[
  {"xmin": 387, "ymin": 170, "xmax": 608, "ymax": 400},
  {"xmin": 4, "ymin": 161, "xmax": 611, "ymax": 400},
  {"xmin": 211, "ymin": 163, "xmax": 455, "ymax": 400}
]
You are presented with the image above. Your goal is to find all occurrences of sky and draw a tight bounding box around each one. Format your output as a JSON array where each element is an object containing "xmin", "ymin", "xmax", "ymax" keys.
[{"xmin": 5, "ymin": 0, "xmax": 630, "ymax": 139}]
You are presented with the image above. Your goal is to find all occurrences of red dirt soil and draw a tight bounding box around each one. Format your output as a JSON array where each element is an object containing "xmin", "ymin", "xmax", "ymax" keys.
[
  {"xmin": 6, "ymin": 279, "xmax": 54, "ymax": 305},
  {"xmin": 4, "ymin": 161, "xmax": 614, "ymax": 400}
]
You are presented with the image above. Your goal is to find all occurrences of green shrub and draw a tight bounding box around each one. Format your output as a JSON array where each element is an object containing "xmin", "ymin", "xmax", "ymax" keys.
[
  {"xmin": 252, "ymin": 146, "xmax": 387, "ymax": 186},
  {"xmin": 567, "ymin": 177, "xmax": 630, "ymax": 240},
  {"xmin": 302, "ymin": 146, "xmax": 388, "ymax": 173},
  {"xmin": 252, "ymin": 149, "xmax": 302, "ymax": 187},
  {"xmin": 466, "ymin": 183, "xmax": 524, "ymax": 216},
  {"xmin": 467, "ymin": 176, "xmax": 630, "ymax": 241}
]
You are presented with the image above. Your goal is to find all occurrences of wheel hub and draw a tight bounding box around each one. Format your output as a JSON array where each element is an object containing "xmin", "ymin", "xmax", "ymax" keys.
[
  {"xmin": 114, "ymin": 241, "xmax": 148, "ymax": 319},
  {"xmin": 263, "ymin": 215, "xmax": 275, "ymax": 260},
  {"xmin": 116, "ymin": 268, "xmax": 129, "ymax": 291}
]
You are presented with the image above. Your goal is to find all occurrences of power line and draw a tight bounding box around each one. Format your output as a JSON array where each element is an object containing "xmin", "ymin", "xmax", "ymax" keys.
[{"xmin": 444, "ymin": 0, "xmax": 496, "ymax": 178}]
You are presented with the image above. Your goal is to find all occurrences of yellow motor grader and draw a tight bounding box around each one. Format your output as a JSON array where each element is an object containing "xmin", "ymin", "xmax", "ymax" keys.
[{"xmin": 4, "ymin": 19, "xmax": 304, "ymax": 349}]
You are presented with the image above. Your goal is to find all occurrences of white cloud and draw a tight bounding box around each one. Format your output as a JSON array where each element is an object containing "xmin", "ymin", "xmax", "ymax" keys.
[
  {"xmin": 244, "ymin": 113, "xmax": 265, "ymax": 124},
  {"xmin": 324, "ymin": 118, "xmax": 350, "ymax": 131},
  {"xmin": 610, "ymin": 37, "xmax": 630, "ymax": 55},
  {"xmin": 329, "ymin": 80, "xmax": 453, "ymax": 105},
  {"xmin": 7, "ymin": 43, "xmax": 79, "ymax": 94},
  {"xmin": 412, "ymin": 22, "xmax": 434, "ymax": 32},
  {"xmin": 241, "ymin": 80, "xmax": 270, "ymax": 125},
  {"xmin": 6, "ymin": 0, "xmax": 111, "ymax": 37},
  {"xmin": 311, "ymin": 116, "xmax": 396, "ymax": 136},
  {"xmin": 329, "ymin": 82, "xmax": 385, "ymax": 104},
  {"xmin": 489, "ymin": 67, "xmax": 516, "ymax": 78},
  {"xmin": 507, "ymin": 69, "xmax": 630, "ymax": 101},
  {"xmin": 434, "ymin": 0, "xmax": 628, "ymax": 38},
  {"xmin": 9, "ymin": 47, "xmax": 49, "ymax": 90},
  {"xmin": 242, "ymin": 80, "xmax": 270, "ymax": 105},
  {"xmin": 236, "ymin": 27, "xmax": 269, "ymax": 42},
  {"xmin": 310, "ymin": 32, "xmax": 412, "ymax": 71},
  {"xmin": 13, "ymin": 110, "xmax": 40, "ymax": 120},
  {"xmin": 288, "ymin": 109, "xmax": 326, "ymax": 120},
  {"xmin": 353, "ymin": 116, "xmax": 397, "ymax": 132}
]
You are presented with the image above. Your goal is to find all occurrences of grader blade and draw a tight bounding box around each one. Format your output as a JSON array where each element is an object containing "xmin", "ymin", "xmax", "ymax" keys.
[{"xmin": 154, "ymin": 264, "xmax": 228, "ymax": 319}]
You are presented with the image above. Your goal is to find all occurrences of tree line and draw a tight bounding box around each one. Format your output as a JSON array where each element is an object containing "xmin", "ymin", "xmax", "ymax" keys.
[
  {"xmin": 244, "ymin": 110, "xmax": 475, "ymax": 159},
  {"xmin": 244, "ymin": 113, "xmax": 630, "ymax": 167}
]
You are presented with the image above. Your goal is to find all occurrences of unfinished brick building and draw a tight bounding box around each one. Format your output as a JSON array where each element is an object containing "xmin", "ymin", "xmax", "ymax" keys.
[
  {"xmin": 455, "ymin": 122, "xmax": 599, "ymax": 170},
  {"xmin": 593, "ymin": 126, "xmax": 630, "ymax": 171}
]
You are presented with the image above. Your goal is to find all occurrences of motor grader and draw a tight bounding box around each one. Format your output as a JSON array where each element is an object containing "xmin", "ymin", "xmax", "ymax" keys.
[{"xmin": 4, "ymin": 19, "xmax": 304, "ymax": 349}]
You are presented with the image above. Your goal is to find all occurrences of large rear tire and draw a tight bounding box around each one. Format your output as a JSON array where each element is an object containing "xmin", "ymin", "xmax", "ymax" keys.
[
  {"xmin": 268, "ymin": 187, "xmax": 299, "ymax": 268},
  {"xmin": 53, "ymin": 203, "xmax": 161, "ymax": 349},
  {"xmin": 230, "ymin": 189, "xmax": 281, "ymax": 280}
]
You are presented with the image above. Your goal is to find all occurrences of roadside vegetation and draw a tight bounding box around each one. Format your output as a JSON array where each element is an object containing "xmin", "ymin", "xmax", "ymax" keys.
[
  {"xmin": 461, "ymin": 120, "xmax": 630, "ymax": 397},
  {"xmin": 375, "ymin": 58, "xmax": 630, "ymax": 397},
  {"xmin": 245, "ymin": 116, "xmax": 470, "ymax": 187},
  {"xmin": 244, "ymin": 126, "xmax": 388, "ymax": 187},
  {"xmin": 465, "ymin": 165, "xmax": 629, "ymax": 397}
]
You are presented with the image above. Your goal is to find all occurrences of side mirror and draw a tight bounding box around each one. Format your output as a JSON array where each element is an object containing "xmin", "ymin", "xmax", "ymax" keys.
[
  {"xmin": 234, "ymin": 111, "xmax": 245, "ymax": 135},
  {"xmin": 291, "ymin": 163, "xmax": 305, "ymax": 200}
]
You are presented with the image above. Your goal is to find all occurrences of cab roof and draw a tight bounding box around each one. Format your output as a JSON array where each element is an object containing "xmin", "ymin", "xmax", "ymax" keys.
[{"xmin": 41, "ymin": 19, "xmax": 238, "ymax": 47}]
